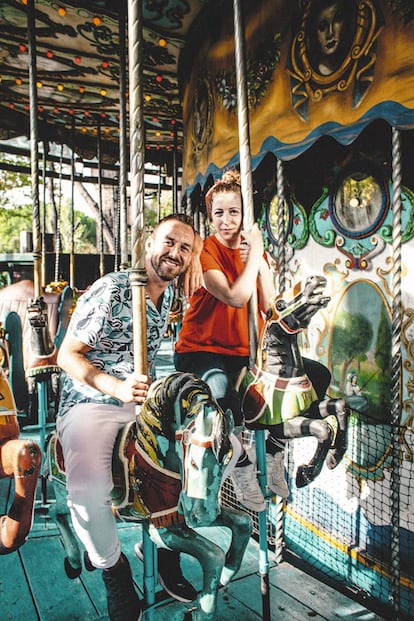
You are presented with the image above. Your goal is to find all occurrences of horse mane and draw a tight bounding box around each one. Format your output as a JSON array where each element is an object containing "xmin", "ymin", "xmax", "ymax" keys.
[{"xmin": 136, "ymin": 372, "xmax": 220, "ymax": 464}]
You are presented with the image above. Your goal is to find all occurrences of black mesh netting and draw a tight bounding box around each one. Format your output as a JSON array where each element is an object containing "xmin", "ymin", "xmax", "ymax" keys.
[{"xmin": 220, "ymin": 418, "xmax": 413, "ymax": 620}]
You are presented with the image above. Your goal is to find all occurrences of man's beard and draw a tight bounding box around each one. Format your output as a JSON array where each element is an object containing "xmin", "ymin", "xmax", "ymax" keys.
[{"xmin": 151, "ymin": 254, "xmax": 183, "ymax": 282}]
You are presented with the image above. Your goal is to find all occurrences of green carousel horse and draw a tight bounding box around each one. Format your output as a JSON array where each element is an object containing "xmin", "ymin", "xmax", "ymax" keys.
[{"xmin": 45, "ymin": 372, "xmax": 252, "ymax": 621}]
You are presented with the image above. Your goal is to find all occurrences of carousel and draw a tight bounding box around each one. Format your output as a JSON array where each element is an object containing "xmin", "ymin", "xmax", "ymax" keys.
[{"xmin": 0, "ymin": 1, "xmax": 413, "ymax": 620}]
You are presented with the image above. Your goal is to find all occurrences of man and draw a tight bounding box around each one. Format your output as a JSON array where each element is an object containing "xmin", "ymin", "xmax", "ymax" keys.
[{"xmin": 56, "ymin": 214, "xmax": 201, "ymax": 621}]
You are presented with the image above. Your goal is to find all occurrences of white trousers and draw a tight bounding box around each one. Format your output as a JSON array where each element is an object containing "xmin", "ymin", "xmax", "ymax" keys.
[{"xmin": 56, "ymin": 402, "xmax": 136, "ymax": 569}]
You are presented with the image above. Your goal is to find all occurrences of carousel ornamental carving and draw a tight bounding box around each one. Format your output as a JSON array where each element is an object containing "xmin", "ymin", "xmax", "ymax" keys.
[{"xmin": 288, "ymin": 0, "xmax": 384, "ymax": 121}]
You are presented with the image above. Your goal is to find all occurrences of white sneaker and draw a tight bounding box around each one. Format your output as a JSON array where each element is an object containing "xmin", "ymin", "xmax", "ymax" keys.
[
  {"xmin": 266, "ymin": 451, "xmax": 289, "ymax": 498},
  {"xmin": 230, "ymin": 463, "xmax": 266, "ymax": 512}
]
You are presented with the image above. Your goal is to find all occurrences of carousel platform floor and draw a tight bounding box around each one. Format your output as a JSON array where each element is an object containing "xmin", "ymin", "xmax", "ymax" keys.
[
  {"xmin": 0, "ymin": 337, "xmax": 387, "ymax": 621},
  {"xmin": 0, "ymin": 503, "xmax": 387, "ymax": 621}
]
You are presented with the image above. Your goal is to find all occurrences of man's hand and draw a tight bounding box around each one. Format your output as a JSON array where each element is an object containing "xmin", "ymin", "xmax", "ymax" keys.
[
  {"xmin": 183, "ymin": 231, "xmax": 204, "ymax": 298},
  {"xmin": 115, "ymin": 373, "xmax": 150, "ymax": 404}
]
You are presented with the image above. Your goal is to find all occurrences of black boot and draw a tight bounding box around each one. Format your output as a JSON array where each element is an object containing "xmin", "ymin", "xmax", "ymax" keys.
[
  {"xmin": 135, "ymin": 543, "xmax": 197, "ymax": 602},
  {"xmin": 102, "ymin": 553, "xmax": 142, "ymax": 621}
]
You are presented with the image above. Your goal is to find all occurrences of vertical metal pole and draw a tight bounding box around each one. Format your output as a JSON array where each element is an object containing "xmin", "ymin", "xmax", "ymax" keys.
[
  {"xmin": 276, "ymin": 158, "xmax": 287, "ymax": 294},
  {"xmin": 118, "ymin": 0, "xmax": 129, "ymax": 269},
  {"xmin": 41, "ymin": 142, "xmax": 47, "ymax": 287},
  {"xmin": 27, "ymin": 0, "xmax": 53, "ymax": 487},
  {"xmin": 390, "ymin": 126, "xmax": 402, "ymax": 620},
  {"xmin": 157, "ymin": 165, "xmax": 162, "ymax": 222},
  {"xmin": 233, "ymin": 1, "xmax": 270, "ymax": 619},
  {"xmin": 274, "ymin": 159, "xmax": 287, "ymax": 569},
  {"xmin": 70, "ymin": 119, "xmax": 75, "ymax": 289},
  {"xmin": 233, "ymin": 0, "xmax": 258, "ymax": 364},
  {"xmin": 54, "ymin": 144, "xmax": 63, "ymax": 283},
  {"xmin": 128, "ymin": 0, "xmax": 147, "ymax": 370},
  {"xmin": 113, "ymin": 179, "xmax": 120, "ymax": 272},
  {"xmin": 127, "ymin": 0, "xmax": 154, "ymax": 611},
  {"xmin": 27, "ymin": 0, "xmax": 41, "ymax": 297},
  {"xmin": 172, "ymin": 126, "xmax": 178, "ymax": 213},
  {"xmin": 97, "ymin": 117, "xmax": 105, "ymax": 277}
]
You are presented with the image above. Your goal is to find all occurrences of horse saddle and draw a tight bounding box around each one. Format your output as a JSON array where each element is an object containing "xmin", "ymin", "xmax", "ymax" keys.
[
  {"xmin": 238, "ymin": 365, "xmax": 318, "ymax": 426},
  {"xmin": 47, "ymin": 422, "xmax": 183, "ymax": 528}
]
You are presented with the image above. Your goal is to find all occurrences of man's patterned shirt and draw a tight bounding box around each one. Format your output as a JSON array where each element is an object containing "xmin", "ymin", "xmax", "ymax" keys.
[{"xmin": 58, "ymin": 269, "xmax": 173, "ymax": 418}]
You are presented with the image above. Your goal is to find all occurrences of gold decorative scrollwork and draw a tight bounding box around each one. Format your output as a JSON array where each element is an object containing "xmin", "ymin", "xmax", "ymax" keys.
[{"xmin": 288, "ymin": 0, "xmax": 383, "ymax": 120}]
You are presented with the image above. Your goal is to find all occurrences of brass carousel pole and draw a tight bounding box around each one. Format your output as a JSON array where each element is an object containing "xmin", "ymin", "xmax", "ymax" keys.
[
  {"xmin": 127, "ymin": 0, "xmax": 154, "ymax": 610},
  {"xmin": 233, "ymin": 1, "xmax": 270, "ymax": 619}
]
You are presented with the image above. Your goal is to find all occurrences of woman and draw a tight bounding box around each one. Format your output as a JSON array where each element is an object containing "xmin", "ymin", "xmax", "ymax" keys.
[{"xmin": 174, "ymin": 169, "xmax": 289, "ymax": 511}]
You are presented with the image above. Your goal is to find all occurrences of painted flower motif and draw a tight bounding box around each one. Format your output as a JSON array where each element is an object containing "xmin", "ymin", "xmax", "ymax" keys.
[{"xmin": 215, "ymin": 34, "xmax": 282, "ymax": 112}]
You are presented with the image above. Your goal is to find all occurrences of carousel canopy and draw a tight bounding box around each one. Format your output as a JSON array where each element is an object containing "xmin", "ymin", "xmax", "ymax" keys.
[{"xmin": 0, "ymin": 0, "xmax": 209, "ymax": 169}]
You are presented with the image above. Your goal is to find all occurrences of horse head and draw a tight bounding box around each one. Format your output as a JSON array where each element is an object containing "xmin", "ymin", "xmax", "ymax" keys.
[
  {"xmin": 265, "ymin": 275, "xmax": 330, "ymax": 334},
  {"xmin": 255, "ymin": 275, "xmax": 330, "ymax": 378},
  {"xmin": 137, "ymin": 372, "xmax": 234, "ymax": 529}
]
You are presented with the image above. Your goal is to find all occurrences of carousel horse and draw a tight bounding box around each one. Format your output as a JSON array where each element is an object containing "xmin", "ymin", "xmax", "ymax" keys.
[
  {"xmin": 0, "ymin": 328, "xmax": 41, "ymax": 554},
  {"xmin": 25, "ymin": 294, "xmax": 60, "ymax": 403},
  {"xmin": 238, "ymin": 275, "xmax": 349, "ymax": 488},
  {"xmin": 0, "ymin": 279, "xmax": 73, "ymax": 421},
  {"xmin": 45, "ymin": 372, "xmax": 252, "ymax": 621}
]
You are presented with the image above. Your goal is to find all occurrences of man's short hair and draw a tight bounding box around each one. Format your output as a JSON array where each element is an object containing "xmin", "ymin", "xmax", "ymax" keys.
[{"xmin": 153, "ymin": 213, "xmax": 195, "ymax": 234}]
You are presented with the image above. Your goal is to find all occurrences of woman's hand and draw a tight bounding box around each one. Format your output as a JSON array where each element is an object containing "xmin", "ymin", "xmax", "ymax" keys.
[
  {"xmin": 240, "ymin": 223, "xmax": 264, "ymax": 262},
  {"xmin": 239, "ymin": 239, "xmax": 249, "ymax": 263}
]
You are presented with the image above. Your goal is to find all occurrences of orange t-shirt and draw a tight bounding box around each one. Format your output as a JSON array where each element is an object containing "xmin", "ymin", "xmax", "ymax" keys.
[{"xmin": 175, "ymin": 235, "xmax": 260, "ymax": 357}]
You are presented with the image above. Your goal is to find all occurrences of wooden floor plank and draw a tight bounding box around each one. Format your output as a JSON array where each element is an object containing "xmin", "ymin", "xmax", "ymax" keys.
[
  {"xmin": 223, "ymin": 571, "xmax": 325, "ymax": 620},
  {"xmin": 19, "ymin": 536, "xmax": 100, "ymax": 621},
  {"xmin": 269, "ymin": 562, "xmax": 385, "ymax": 620},
  {"xmin": 0, "ymin": 548, "xmax": 39, "ymax": 621}
]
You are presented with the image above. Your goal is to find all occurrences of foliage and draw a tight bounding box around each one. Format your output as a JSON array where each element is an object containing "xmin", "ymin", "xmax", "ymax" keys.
[
  {"xmin": 0, "ymin": 200, "xmax": 96, "ymax": 254},
  {"xmin": 375, "ymin": 305, "xmax": 391, "ymax": 374},
  {"xmin": 330, "ymin": 309, "xmax": 373, "ymax": 390},
  {"xmin": 57, "ymin": 199, "xmax": 97, "ymax": 253},
  {"xmin": 0, "ymin": 156, "xmax": 32, "ymax": 208},
  {"xmin": 0, "ymin": 204, "xmax": 33, "ymax": 252},
  {"xmin": 0, "ymin": 160, "xmax": 175, "ymax": 254}
]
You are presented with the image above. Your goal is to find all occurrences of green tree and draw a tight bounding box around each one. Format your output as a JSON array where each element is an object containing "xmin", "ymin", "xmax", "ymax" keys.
[
  {"xmin": 375, "ymin": 305, "xmax": 391, "ymax": 374},
  {"xmin": 57, "ymin": 199, "xmax": 97, "ymax": 254},
  {"xmin": 0, "ymin": 156, "xmax": 32, "ymax": 208},
  {"xmin": 330, "ymin": 309, "xmax": 373, "ymax": 391},
  {"xmin": 0, "ymin": 204, "xmax": 32, "ymax": 252}
]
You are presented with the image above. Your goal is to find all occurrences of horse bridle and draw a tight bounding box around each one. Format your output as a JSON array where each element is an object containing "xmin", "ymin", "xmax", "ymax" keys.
[{"xmin": 175, "ymin": 410, "xmax": 232, "ymax": 494}]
